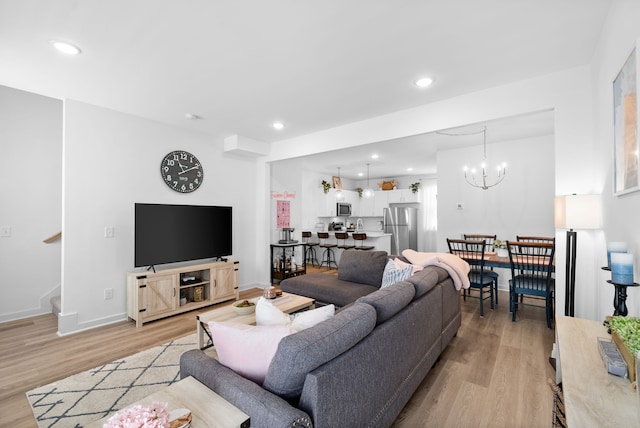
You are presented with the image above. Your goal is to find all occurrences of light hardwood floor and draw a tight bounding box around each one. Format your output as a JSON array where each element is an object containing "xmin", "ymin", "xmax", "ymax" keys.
[{"xmin": 0, "ymin": 267, "xmax": 555, "ymax": 427}]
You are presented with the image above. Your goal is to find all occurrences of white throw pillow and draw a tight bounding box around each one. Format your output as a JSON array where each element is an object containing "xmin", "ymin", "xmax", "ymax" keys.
[
  {"xmin": 381, "ymin": 259, "xmax": 414, "ymax": 288},
  {"xmin": 255, "ymin": 297, "xmax": 292, "ymax": 326},
  {"xmin": 256, "ymin": 297, "xmax": 334, "ymax": 331},
  {"xmin": 208, "ymin": 321, "xmax": 294, "ymax": 384},
  {"xmin": 291, "ymin": 304, "xmax": 335, "ymax": 331}
]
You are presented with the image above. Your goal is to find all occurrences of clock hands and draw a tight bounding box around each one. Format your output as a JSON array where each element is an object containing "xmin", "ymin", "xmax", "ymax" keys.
[{"xmin": 177, "ymin": 164, "xmax": 201, "ymax": 175}]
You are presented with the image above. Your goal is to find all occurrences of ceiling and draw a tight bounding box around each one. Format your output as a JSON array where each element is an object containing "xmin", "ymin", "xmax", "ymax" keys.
[{"xmin": 0, "ymin": 1, "xmax": 610, "ymax": 178}]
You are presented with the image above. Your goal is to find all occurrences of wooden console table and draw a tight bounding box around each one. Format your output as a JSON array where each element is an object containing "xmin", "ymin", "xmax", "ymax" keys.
[{"xmin": 555, "ymin": 316, "xmax": 638, "ymax": 426}]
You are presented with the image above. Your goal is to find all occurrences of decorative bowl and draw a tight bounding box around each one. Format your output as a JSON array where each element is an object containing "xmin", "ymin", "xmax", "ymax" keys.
[{"xmin": 232, "ymin": 300, "xmax": 256, "ymax": 315}]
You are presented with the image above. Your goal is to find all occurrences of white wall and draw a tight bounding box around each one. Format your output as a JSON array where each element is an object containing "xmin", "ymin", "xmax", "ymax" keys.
[
  {"xmin": 0, "ymin": 86, "xmax": 62, "ymax": 322},
  {"xmin": 59, "ymin": 100, "xmax": 260, "ymax": 334},
  {"xmin": 437, "ymin": 135, "xmax": 555, "ymax": 250},
  {"xmin": 590, "ymin": 0, "xmax": 640, "ymax": 320}
]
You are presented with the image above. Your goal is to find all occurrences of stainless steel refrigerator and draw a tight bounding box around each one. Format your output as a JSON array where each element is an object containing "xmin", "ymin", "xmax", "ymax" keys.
[{"xmin": 383, "ymin": 205, "xmax": 418, "ymax": 255}]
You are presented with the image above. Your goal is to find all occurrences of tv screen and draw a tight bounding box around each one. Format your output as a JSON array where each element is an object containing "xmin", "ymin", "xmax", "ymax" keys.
[{"xmin": 135, "ymin": 203, "xmax": 232, "ymax": 267}]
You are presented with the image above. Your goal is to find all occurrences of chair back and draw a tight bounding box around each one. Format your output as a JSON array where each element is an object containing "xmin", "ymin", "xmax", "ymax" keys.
[
  {"xmin": 516, "ymin": 235, "xmax": 555, "ymax": 245},
  {"xmin": 447, "ymin": 238, "xmax": 487, "ymax": 267},
  {"xmin": 463, "ymin": 234, "xmax": 497, "ymax": 249},
  {"xmin": 506, "ymin": 241, "xmax": 555, "ymax": 292}
]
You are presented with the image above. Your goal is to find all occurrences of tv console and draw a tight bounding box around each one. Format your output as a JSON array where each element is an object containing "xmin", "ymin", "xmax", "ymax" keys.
[{"xmin": 126, "ymin": 260, "xmax": 239, "ymax": 327}]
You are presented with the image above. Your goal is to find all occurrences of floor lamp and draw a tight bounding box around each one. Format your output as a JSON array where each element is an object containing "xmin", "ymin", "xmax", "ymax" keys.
[{"xmin": 554, "ymin": 194, "xmax": 602, "ymax": 316}]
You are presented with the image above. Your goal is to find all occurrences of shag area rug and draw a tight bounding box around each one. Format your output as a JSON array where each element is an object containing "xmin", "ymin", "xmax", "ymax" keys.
[{"xmin": 26, "ymin": 333, "xmax": 216, "ymax": 428}]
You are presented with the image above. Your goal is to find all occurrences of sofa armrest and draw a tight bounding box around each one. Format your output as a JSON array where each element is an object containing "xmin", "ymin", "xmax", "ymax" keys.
[{"xmin": 180, "ymin": 350, "xmax": 312, "ymax": 428}]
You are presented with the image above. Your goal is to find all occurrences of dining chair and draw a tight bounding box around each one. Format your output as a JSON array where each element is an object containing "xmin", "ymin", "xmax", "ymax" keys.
[
  {"xmin": 447, "ymin": 238, "xmax": 495, "ymax": 317},
  {"xmin": 463, "ymin": 233, "xmax": 500, "ymax": 304},
  {"xmin": 516, "ymin": 235, "xmax": 555, "ymax": 245},
  {"xmin": 506, "ymin": 241, "xmax": 555, "ymax": 328}
]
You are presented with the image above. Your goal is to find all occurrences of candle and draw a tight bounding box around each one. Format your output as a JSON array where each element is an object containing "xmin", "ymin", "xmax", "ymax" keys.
[
  {"xmin": 607, "ymin": 242, "xmax": 628, "ymax": 268},
  {"xmin": 611, "ymin": 252, "xmax": 634, "ymax": 285}
]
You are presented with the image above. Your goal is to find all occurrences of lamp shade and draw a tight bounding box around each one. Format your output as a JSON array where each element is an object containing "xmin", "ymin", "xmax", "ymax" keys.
[{"xmin": 554, "ymin": 194, "xmax": 602, "ymax": 229}]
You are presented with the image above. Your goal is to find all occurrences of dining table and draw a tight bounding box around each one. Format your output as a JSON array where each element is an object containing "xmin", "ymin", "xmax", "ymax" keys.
[{"xmin": 460, "ymin": 252, "xmax": 556, "ymax": 271}]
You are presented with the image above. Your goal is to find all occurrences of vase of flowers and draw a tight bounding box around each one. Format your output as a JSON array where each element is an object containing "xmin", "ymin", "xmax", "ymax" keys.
[
  {"xmin": 409, "ymin": 182, "xmax": 420, "ymax": 194},
  {"xmin": 356, "ymin": 187, "xmax": 363, "ymax": 198},
  {"xmin": 493, "ymin": 240, "xmax": 508, "ymax": 257},
  {"xmin": 104, "ymin": 402, "xmax": 170, "ymax": 428}
]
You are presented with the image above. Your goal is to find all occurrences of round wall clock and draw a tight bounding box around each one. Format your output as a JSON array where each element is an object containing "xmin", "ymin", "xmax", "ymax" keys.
[{"xmin": 160, "ymin": 150, "xmax": 204, "ymax": 193}]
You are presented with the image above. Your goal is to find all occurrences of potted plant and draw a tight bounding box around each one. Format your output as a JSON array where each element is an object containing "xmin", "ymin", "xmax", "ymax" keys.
[
  {"xmin": 605, "ymin": 316, "xmax": 640, "ymax": 383},
  {"xmin": 356, "ymin": 187, "xmax": 363, "ymax": 198},
  {"xmin": 321, "ymin": 180, "xmax": 331, "ymax": 194},
  {"xmin": 493, "ymin": 239, "xmax": 508, "ymax": 257},
  {"xmin": 409, "ymin": 182, "xmax": 420, "ymax": 194}
]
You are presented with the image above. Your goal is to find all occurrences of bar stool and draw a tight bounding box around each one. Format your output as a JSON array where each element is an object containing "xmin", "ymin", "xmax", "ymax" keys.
[
  {"xmin": 302, "ymin": 231, "xmax": 319, "ymax": 267},
  {"xmin": 352, "ymin": 233, "xmax": 374, "ymax": 250},
  {"xmin": 335, "ymin": 232, "xmax": 355, "ymax": 250},
  {"xmin": 317, "ymin": 232, "xmax": 338, "ymax": 269}
]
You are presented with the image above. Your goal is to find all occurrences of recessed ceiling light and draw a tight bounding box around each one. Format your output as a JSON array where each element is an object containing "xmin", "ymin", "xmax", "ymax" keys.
[
  {"xmin": 415, "ymin": 77, "xmax": 434, "ymax": 88},
  {"xmin": 371, "ymin": 154, "xmax": 379, "ymax": 159},
  {"xmin": 407, "ymin": 167, "xmax": 414, "ymax": 172},
  {"xmin": 273, "ymin": 122, "xmax": 285, "ymax": 130},
  {"xmin": 50, "ymin": 40, "xmax": 81, "ymax": 55},
  {"xmin": 358, "ymin": 172, "xmax": 364, "ymax": 177}
]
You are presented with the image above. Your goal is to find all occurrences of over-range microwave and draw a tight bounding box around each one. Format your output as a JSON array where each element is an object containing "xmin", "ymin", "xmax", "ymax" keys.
[{"xmin": 336, "ymin": 202, "xmax": 352, "ymax": 217}]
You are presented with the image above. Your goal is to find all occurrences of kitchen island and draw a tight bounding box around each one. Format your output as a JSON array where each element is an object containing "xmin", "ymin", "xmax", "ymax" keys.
[{"xmin": 318, "ymin": 231, "xmax": 391, "ymax": 263}]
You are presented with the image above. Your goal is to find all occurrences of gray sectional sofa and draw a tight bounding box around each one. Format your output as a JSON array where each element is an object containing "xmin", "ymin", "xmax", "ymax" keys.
[
  {"xmin": 180, "ymin": 249, "xmax": 461, "ymax": 427},
  {"xmin": 280, "ymin": 250, "xmax": 390, "ymax": 307}
]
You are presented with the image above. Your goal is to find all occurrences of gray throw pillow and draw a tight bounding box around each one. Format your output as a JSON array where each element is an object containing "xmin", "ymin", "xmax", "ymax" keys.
[{"xmin": 337, "ymin": 250, "xmax": 388, "ymax": 287}]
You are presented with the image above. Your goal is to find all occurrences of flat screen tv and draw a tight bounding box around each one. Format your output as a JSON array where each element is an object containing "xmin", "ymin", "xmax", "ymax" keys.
[{"xmin": 135, "ymin": 203, "xmax": 232, "ymax": 268}]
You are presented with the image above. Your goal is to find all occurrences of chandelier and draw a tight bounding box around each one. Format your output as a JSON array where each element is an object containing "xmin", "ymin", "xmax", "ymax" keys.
[{"xmin": 449, "ymin": 126, "xmax": 506, "ymax": 190}]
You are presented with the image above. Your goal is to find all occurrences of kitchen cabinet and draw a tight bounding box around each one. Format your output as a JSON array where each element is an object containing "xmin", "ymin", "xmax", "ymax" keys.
[
  {"xmin": 356, "ymin": 191, "xmax": 387, "ymax": 217},
  {"xmin": 316, "ymin": 189, "xmax": 358, "ymax": 217},
  {"xmin": 386, "ymin": 189, "xmax": 419, "ymax": 203}
]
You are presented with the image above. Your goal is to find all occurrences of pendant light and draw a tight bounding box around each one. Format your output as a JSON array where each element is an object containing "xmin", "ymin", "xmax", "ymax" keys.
[
  {"xmin": 335, "ymin": 167, "xmax": 344, "ymax": 200},
  {"xmin": 363, "ymin": 163, "xmax": 374, "ymax": 199}
]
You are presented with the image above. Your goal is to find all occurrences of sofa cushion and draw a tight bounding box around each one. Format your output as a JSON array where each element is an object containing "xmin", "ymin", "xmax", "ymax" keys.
[
  {"xmin": 356, "ymin": 281, "xmax": 415, "ymax": 324},
  {"xmin": 208, "ymin": 321, "xmax": 294, "ymax": 385},
  {"xmin": 280, "ymin": 273, "xmax": 379, "ymax": 307},
  {"xmin": 381, "ymin": 259, "xmax": 414, "ymax": 288},
  {"xmin": 337, "ymin": 250, "xmax": 388, "ymax": 287},
  {"xmin": 263, "ymin": 302, "xmax": 376, "ymax": 399},
  {"xmin": 406, "ymin": 266, "xmax": 449, "ymax": 299}
]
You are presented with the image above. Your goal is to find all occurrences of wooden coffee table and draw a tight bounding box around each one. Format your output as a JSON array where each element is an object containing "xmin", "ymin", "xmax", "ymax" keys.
[
  {"xmin": 197, "ymin": 292, "xmax": 315, "ymax": 349},
  {"xmin": 87, "ymin": 376, "xmax": 250, "ymax": 428}
]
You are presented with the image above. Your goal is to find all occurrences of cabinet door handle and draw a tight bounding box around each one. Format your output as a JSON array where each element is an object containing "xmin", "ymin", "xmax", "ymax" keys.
[{"xmin": 173, "ymin": 288, "xmax": 176, "ymax": 297}]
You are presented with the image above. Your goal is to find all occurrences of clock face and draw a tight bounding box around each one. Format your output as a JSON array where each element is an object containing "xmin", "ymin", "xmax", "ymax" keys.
[{"xmin": 160, "ymin": 150, "xmax": 204, "ymax": 193}]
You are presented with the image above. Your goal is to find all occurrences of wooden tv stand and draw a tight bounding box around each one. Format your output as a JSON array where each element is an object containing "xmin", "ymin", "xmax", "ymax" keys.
[{"xmin": 127, "ymin": 260, "xmax": 239, "ymax": 327}]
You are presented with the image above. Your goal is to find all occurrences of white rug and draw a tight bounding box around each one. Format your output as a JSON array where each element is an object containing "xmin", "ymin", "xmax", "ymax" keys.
[{"xmin": 26, "ymin": 333, "xmax": 216, "ymax": 428}]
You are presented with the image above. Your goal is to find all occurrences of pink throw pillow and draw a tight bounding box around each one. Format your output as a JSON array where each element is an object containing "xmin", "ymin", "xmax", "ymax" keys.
[{"xmin": 208, "ymin": 321, "xmax": 294, "ymax": 384}]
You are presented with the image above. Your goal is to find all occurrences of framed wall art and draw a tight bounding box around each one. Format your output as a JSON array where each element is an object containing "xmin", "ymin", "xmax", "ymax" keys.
[{"xmin": 613, "ymin": 43, "xmax": 639, "ymax": 195}]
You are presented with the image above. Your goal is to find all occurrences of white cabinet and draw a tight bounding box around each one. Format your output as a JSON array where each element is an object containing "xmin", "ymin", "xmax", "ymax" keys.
[
  {"xmin": 374, "ymin": 191, "xmax": 388, "ymax": 214},
  {"xmin": 127, "ymin": 260, "xmax": 239, "ymax": 327},
  {"xmin": 387, "ymin": 189, "xmax": 419, "ymax": 203}
]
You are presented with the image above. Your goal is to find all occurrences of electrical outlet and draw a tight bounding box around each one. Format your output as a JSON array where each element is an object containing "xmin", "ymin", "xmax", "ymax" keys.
[
  {"xmin": 456, "ymin": 202, "xmax": 464, "ymax": 210},
  {"xmin": 104, "ymin": 288, "xmax": 114, "ymax": 300},
  {"xmin": 0, "ymin": 226, "xmax": 11, "ymax": 237},
  {"xmin": 104, "ymin": 226, "xmax": 115, "ymax": 238}
]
